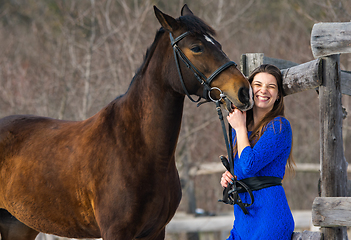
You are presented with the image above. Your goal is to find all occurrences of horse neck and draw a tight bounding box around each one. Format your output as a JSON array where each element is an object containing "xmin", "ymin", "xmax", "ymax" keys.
[
  {"xmin": 109, "ymin": 38, "xmax": 185, "ymax": 163},
  {"xmin": 126, "ymin": 71, "xmax": 185, "ymax": 153}
]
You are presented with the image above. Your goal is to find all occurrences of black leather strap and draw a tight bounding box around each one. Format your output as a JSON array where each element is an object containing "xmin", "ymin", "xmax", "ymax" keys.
[
  {"xmin": 206, "ymin": 61, "xmax": 236, "ymax": 85},
  {"xmin": 237, "ymin": 176, "xmax": 282, "ymax": 193}
]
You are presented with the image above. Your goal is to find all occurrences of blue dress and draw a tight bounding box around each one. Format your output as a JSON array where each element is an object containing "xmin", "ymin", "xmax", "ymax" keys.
[{"xmin": 227, "ymin": 116, "xmax": 295, "ymax": 240}]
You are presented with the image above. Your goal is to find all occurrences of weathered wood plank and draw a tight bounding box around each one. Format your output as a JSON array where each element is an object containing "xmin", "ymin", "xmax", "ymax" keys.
[
  {"xmin": 292, "ymin": 231, "xmax": 323, "ymax": 240},
  {"xmin": 189, "ymin": 162, "xmax": 351, "ymax": 176},
  {"xmin": 241, "ymin": 54, "xmax": 322, "ymax": 96},
  {"xmin": 166, "ymin": 213, "xmax": 233, "ymax": 233},
  {"xmin": 319, "ymin": 55, "xmax": 348, "ymax": 239},
  {"xmin": 312, "ymin": 197, "xmax": 351, "ymax": 227},
  {"xmin": 281, "ymin": 58, "xmax": 322, "ymax": 96},
  {"xmin": 319, "ymin": 55, "xmax": 348, "ymax": 198},
  {"xmin": 240, "ymin": 53, "xmax": 298, "ymax": 76},
  {"xmin": 341, "ymin": 70, "xmax": 351, "ymax": 96},
  {"xmin": 240, "ymin": 53, "xmax": 264, "ymax": 76},
  {"xmin": 311, "ymin": 22, "xmax": 351, "ymax": 58}
]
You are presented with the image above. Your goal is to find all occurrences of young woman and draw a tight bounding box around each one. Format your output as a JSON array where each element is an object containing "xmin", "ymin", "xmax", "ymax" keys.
[{"xmin": 220, "ymin": 64, "xmax": 295, "ymax": 240}]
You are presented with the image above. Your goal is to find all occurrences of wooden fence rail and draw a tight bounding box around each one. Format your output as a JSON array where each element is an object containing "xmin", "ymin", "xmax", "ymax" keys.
[
  {"xmin": 280, "ymin": 58, "xmax": 322, "ymax": 96},
  {"xmin": 313, "ymin": 197, "xmax": 351, "ymax": 227},
  {"xmin": 189, "ymin": 162, "xmax": 350, "ymax": 176},
  {"xmin": 166, "ymin": 210, "xmax": 315, "ymax": 233},
  {"xmin": 311, "ymin": 22, "xmax": 351, "ymax": 58},
  {"xmin": 35, "ymin": 211, "xmax": 317, "ymax": 240}
]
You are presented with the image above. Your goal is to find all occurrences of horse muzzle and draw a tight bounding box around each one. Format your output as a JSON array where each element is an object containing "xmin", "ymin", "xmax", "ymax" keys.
[{"xmin": 222, "ymin": 86, "xmax": 254, "ymax": 113}]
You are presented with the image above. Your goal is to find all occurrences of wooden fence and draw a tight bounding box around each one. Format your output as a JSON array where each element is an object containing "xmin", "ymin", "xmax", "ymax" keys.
[{"xmin": 310, "ymin": 22, "xmax": 351, "ymax": 240}]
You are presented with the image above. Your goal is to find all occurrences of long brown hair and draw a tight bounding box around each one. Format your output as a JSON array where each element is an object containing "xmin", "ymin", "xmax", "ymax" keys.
[{"xmin": 234, "ymin": 64, "xmax": 295, "ymax": 176}]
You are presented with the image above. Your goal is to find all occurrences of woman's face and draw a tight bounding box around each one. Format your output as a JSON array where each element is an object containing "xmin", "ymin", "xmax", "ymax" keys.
[{"xmin": 251, "ymin": 72, "xmax": 279, "ymax": 113}]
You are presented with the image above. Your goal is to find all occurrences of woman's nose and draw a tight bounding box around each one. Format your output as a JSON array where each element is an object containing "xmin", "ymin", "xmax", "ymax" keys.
[{"xmin": 259, "ymin": 86, "xmax": 268, "ymax": 93}]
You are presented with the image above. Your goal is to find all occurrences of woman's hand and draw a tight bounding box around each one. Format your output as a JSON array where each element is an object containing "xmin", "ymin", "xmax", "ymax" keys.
[
  {"xmin": 227, "ymin": 109, "xmax": 246, "ymax": 131},
  {"xmin": 220, "ymin": 171, "xmax": 237, "ymax": 188},
  {"xmin": 227, "ymin": 109, "xmax": 249, "ymax": 158}
]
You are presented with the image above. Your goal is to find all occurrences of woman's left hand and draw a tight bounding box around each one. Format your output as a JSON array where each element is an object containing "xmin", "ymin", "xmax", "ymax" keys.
[{"xmin": 221, "ymin": 171, "xmax": 237, "ymax": 188}]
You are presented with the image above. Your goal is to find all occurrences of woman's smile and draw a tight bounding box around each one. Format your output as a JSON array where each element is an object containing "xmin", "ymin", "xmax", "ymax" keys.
[{"xmin": 256, "ymin": 95, "xmax": 270, "ymax": 101}]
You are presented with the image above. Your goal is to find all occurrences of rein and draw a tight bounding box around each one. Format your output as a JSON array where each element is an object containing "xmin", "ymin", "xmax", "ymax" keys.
[
  {"xmin": 215, "ymin": 100, "xmax": 254, "ymax": 214},
  {"xmin": 169, "ymin": 31, "xmax": 254, "ymax": 214}
]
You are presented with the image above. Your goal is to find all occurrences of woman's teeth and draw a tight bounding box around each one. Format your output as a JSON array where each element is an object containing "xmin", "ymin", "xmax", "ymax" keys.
[{"xmin": 257, "ymin": 96, "xmax": 269, "ymax": 100}]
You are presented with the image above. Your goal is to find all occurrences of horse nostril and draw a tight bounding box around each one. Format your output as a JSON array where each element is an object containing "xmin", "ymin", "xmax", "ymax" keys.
[{"xmin": 238, "ymin": 87, "xmax": 250, "ymax": 103}]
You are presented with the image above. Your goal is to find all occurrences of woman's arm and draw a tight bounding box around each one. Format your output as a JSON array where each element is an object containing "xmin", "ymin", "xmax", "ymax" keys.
[{"xmin": 237, "ymin": 117, "xmax": 292, "ymax": 176}]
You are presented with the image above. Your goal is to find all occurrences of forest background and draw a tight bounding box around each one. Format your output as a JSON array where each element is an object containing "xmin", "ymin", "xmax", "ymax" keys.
[{"xmin": 0, "ymin": 0, "xmax": 351, "ymax": 238}]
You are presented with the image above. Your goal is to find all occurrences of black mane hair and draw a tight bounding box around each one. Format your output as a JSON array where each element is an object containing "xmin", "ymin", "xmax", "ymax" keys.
[{"xmin": 178, "ymin": 14, "xmax": 216, "ymax": 37}]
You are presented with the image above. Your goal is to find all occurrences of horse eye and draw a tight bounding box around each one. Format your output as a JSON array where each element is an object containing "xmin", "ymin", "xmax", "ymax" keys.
[{"xmin": 191, "ymin": 46, "xmax": 203, "ymax": 53}]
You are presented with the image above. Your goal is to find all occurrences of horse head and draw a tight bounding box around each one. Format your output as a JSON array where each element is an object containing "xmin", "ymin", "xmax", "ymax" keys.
[{"xmin": 154, "ymin": 4, "xmax": 253, "ymax": 112}]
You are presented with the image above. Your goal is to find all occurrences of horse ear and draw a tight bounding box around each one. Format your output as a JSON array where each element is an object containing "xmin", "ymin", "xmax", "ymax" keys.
[
  {"xmin": 154, "ymin": 6, "xmax": 179, "ymax": 32},
  {"xmin": 181, "ymin": 4, "xmax": 194, "ymax": 16}
]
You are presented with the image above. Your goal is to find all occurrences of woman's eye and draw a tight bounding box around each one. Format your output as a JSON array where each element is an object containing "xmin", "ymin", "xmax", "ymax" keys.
[{"xmin": 191, "ymin": 46, "xmax": 202, "ymax": 53}]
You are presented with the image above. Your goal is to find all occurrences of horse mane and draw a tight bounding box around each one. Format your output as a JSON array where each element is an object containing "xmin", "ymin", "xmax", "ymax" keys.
[
  {"xmin": 178, "ymin": 15, "xmax": 216, "ymax": 37},
  {"xmin": 118, "ymin": 29, "xmax": 164, "ymax": 98},
  {"xmin": 136, "ymin": 28, "xmax": 166, "ymax": 76}
]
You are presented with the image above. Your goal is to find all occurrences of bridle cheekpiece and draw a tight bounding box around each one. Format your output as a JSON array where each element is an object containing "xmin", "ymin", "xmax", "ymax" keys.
[{"xmin": 169, "ymin": 32, "xmax": 236, "ymax": 103}]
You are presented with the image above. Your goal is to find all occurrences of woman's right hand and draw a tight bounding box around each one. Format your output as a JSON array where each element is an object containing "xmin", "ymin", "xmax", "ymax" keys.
[
  {"xmin": 220, "ymin": 171, "xmax": 237, "ymax": 188},
  {"xmin": 227, "ymin": 108, "xmax": 246, "ymax": 131}
]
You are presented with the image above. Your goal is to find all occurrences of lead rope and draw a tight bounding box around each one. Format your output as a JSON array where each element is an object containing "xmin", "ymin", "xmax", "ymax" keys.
[{"xmin": 215, "ymin": 100, "xmax": 254, "ymax": 214}]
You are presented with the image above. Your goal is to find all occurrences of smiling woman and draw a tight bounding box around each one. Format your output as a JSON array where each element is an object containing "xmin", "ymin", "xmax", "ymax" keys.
[{"xmin": 221, "ymin": 64, "xmax": 295, "ymax": 240}]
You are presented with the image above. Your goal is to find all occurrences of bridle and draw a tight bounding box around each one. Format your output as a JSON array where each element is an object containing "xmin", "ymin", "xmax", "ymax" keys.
[
  {"xmin": 169, "ymin": 31, "xmax": 236, "ymax": 103},
  {"xmin": 170, "ymin": 31, "xmax": 254, "ymax": 214}
]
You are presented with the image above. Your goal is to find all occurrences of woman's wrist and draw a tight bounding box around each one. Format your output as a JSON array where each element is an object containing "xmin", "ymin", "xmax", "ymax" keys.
[{"xmin": 235, "ymin": 126, "xmax": 247, "ymax": 136}]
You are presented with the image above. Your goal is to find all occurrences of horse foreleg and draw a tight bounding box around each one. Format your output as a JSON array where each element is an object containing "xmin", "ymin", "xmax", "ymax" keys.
[{"xmin": 0, "ymin": 209, "xmax": 39, "ymax": 240}]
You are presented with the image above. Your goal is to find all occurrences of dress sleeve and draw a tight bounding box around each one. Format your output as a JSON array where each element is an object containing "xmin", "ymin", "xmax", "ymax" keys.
[{"xmin": 235, "ymin": 117, "xmax": 292, "ymax": 176}]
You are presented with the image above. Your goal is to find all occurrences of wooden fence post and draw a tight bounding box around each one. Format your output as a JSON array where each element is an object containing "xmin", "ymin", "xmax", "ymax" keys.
[
  {"xmin": 240, "ymin": 53, "xmax": 264, "ymax": 76},
  {"xmin": 319, "ymin": 54, "xmax": 348, "ymax": 239}
]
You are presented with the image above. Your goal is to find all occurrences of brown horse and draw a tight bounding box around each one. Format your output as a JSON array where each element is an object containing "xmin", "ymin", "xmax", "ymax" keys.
[{"xmin": 0, "ymin": 5, "xmax": 253, "ymax": 240}]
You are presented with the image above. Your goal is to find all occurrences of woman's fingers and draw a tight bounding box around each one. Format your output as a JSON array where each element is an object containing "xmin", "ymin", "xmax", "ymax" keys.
[
  {"xmin": 227, "ymin": 109, "xmax": 246, "ymax": 130},
  {"xmin": 220, "ymin": 171, "xmax": 236, "ymax": 188}
]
